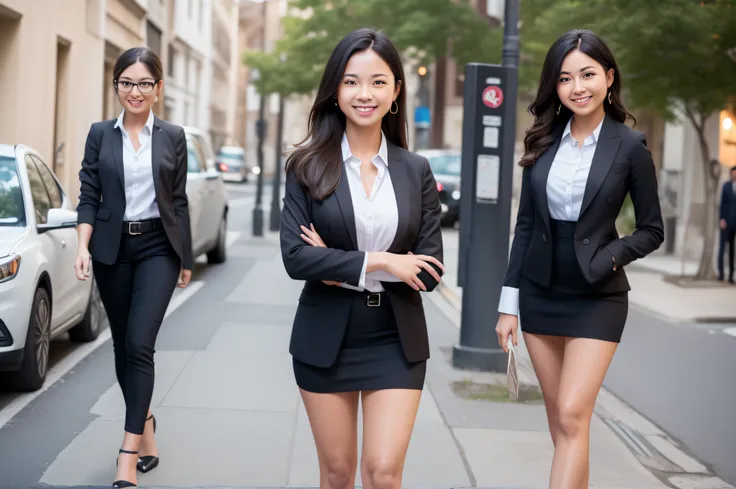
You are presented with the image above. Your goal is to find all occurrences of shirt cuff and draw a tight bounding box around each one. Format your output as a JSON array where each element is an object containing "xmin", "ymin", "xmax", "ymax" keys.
[
  {"xmin": 358, "ymin": 252, "xmax": 367, "ymax": 289},
  {"xmin": 498, "ymin": 286, "xmax": 519, "ymax": 316}
]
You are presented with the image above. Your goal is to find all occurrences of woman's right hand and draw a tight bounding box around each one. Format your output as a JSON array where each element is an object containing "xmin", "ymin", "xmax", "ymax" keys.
[
  {"xmin": 383, "ymin": 253, "xmax": 444, "ymax": 291},
  {"xmin": 74, "ymin": 247, "xmax": 91, "ymax": 281},
  {"xmin": 495, "ymin": 313, "xmax": 519, "ymax": 353}
]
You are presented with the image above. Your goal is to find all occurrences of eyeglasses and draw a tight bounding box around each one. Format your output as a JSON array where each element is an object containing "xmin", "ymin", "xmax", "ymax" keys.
[{"xmin": 114, "ymin": 80, "xmax": 159, "ymax": 94}]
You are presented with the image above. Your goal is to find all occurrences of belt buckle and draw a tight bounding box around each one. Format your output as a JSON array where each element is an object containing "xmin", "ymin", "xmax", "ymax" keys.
[
  {"xmin": 128, "ymin": 222, "xmax": 142, "ymax": 235},
  {"xmin": 366, "ymin": 293, "xmax": 381, "ymax": 307}
]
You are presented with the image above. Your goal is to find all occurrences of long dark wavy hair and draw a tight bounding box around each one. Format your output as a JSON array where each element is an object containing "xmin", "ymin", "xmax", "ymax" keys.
[
  {"xmin": 519, "ymin": 29, "xmax": 635, "ymax": 167},
  {"xmin": 286, "ymin": 28, "xmax": 407, "ymax": 200}
]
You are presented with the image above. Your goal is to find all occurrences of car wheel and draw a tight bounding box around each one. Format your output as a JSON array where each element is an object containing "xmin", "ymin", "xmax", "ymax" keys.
[
  {"xmin": 206, "ymin": 214, "xmax": 227, "ymax": 264},
  {"xmin": 69, "ymin": 276, "xmax": 104, "ymax": 343},
  {"xmin": 9, "ymin": 287, "xmax": 51, "ymax": 392}
]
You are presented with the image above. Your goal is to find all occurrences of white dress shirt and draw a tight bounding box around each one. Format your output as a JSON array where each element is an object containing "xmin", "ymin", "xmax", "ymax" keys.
[
  {"xmin": 114, "ymin": 109, "xmax": 160, "ymax": 222},
  {"xmin": 339, "ymin": 131, "xmax": 402, "ymax": 293},
  {"xmin": 498, "ymin": 117, "xmax": 604, "ymax": 316}
]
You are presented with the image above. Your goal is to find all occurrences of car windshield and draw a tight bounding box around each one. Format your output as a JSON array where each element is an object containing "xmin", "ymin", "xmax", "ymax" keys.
[
  {"xmin": 427, "ymin": 154, "xmax": 461, "ymax": 176},
  {"xmin": 0, "ymin": 155, "xmax": 25, "ymax": 226}
]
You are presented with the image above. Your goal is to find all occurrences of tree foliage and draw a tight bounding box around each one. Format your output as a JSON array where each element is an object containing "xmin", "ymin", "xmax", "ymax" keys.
[{"xmin": 243, "ymin": 0, "xmax": 502, "ymax": 97}]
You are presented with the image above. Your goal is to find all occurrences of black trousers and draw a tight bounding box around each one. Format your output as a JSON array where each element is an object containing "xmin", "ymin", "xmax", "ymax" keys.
[
  {"xmin": 93, "ymin": 226, "xmax": 181, "ymax": 435},
  {"xmin": 718, "ymin": 227, "xmax": 736, "ymax": 281}
]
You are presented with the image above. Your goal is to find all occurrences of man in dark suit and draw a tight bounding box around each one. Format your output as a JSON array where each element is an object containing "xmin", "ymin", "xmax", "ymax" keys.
[{"xmin": 718, "ymin": 166, "xmax": 736, "ymax": 283}]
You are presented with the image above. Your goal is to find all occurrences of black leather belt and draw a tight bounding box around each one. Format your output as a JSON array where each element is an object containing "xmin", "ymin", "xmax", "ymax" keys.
[
  {"xmin": 366, "ymin": 292, "xmax": 382, "ymax": 307},
  {"xmin": 122, "ymin": 218, "xmax": 163, "ymax": 235}
]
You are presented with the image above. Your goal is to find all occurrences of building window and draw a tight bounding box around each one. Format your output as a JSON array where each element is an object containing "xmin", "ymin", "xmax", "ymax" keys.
[
  {"xmin": 146, "ymin": 21, "xmax": 162, "ymax": 56},
  {"xmin": 168, "ymin": 44, "xmax": 175, "ymax": 78}
]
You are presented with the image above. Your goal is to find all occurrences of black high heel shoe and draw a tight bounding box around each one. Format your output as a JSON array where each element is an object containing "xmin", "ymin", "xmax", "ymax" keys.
[
  {"xmin": 112, "ymin": 448, "xmax": 138, "ymax": 487},
  {"xmin": 137, "ymin": 414, "xmax": 159, "ymax": 473}
]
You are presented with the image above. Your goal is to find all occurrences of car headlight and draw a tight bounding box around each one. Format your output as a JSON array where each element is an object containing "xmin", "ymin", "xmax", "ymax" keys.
[
  {"xmin": 452, "ymin": 190, "xmax": 461, "ymax": 200},
  {"xmin": 0, "ymin": 253, "xmax": 21, "ymax": 283}
]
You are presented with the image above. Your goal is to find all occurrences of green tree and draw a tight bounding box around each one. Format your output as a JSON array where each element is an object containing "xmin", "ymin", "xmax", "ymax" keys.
[
  {"xmin": 243, "ymin": 0, "xmax": 502, "ymax": 97},
  {"xmin": 520, "ymin": 0, "xmax": 736, "ymax": 279}
]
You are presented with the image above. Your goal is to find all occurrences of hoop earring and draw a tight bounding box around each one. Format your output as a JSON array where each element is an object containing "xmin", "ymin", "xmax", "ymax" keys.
[
  {"xmin": 608, "ymin": 92, "xmax": 612, "ymax": 104},
  {"xmin": 390, "ymin": 100, "xmax": 399, "ymax": 115},
  {"xmin": 556, "ymin": 104, "xmax": 561, "ymax": 115}
]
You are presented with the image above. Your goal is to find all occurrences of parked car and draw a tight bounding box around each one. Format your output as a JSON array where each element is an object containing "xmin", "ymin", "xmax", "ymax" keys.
[
  {"xmin": 215, "ymin": 146, "xmax": 258, "ymax": 183},
  {"xmin": 417, "ymin": 149, "xmax": 462, "ymax": 227},
  {"xmin": 0, "ymin": 144, "xmax": 104, "ymax": 391},
  {"xmin": 182, "ymin": 127, "xmax": 229, "ymax": 263}
]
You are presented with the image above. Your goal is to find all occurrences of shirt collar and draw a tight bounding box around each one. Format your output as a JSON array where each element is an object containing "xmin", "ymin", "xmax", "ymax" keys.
[
  {"xmin": 114, "ymin": 109, "xmax": 155, "ymax": 135},
  {"xmin": 341, "ymin": 130, "xmax": 389, "ymax": 166},
  {"xmin": 562, "ymin": 115, "xmax": 604, "ymax": 145}
]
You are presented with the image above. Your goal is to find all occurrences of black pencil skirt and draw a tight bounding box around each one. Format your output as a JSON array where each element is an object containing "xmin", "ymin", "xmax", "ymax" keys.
[
  {"xmin": 292, "ymin": 292, "xmax": 426, "ymax": 393},
  {"xmin": 519, "ymin": 219, "xmax": 628, "ymax": 343}
]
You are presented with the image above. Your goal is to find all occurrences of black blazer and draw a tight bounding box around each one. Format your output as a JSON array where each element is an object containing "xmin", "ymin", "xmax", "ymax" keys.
[
  {"xmin": 76, "ymin": 116, "xmax": 193, "ymax": 270},
  {"xmin": 280, "ymin": 142, "xmax": 444, "ymax": 368},
  {"xmin": 720, "ymin": 180, "xmax": 736, "ymax": 229},
  {"xmin": 504, "ymin": 114, "xmax": 664, "ymax": 294}
]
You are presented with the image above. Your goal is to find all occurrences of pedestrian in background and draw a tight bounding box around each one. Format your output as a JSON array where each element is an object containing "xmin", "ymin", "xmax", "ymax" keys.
[
  {"xmin": 718, "ymin": 165, "xmax": 736, "ymax": 283},
  {"xmin": 280, "ymin": 28, "xmax": 444, "ymax": 489},
  {"xmin": 74, "ymin": 47, "xmax": 193, "ymax": 488},
  {"xmin": 495, "ymin": 29, "xmax": 664, "ymax": 489}
]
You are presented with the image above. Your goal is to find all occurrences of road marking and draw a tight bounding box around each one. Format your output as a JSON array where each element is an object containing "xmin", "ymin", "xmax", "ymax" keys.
[
  {"xmin": 228, "ymin": 198, "xmax": 251, "ymax": 208},
  {"xmin": 226, "ymin": 231, "xmax": 241, "ymax": 248},
  {"xmin": 723, "ymin": 327, "xmax": 736, "ymax": 338},
  {"xmin": 0, "ymin": 280, "xmax": 205, "ymax": 430}
]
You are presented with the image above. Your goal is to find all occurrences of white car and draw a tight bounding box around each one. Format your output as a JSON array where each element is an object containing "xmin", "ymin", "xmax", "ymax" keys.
[
  {"xmin": 182, "ymin": 127, "xmax": 229, "ymax": 263},
  {"xmin": 0, "ymin": 144, "xmax": 103, "ymax": 391}
]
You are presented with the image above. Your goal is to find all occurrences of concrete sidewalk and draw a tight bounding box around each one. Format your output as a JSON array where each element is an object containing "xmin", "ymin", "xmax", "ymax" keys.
[{"xmin": 36, "ymin": 231, "xmax": 673, "ymax": 489}]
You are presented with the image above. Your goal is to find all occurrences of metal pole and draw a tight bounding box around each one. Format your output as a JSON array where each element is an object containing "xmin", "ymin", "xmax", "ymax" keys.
[
  {"xmin": 269, "ymin": 93, "xmax": 284, "ymax": 231},
  {"xmin": 252, "ymin": 0, "xmax": 267, "ymax": 237},
  {"xmin": 452, "ymin": 0, "xmax": 520, "ymax": 373}
]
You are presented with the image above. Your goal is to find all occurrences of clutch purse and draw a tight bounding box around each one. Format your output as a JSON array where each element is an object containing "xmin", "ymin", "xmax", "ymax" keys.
[{"xmin": 507, "ymin": 337, "xmax": 519, "ymax": 401}]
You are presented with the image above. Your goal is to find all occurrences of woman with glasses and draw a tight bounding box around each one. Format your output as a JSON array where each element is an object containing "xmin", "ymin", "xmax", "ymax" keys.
[{"xmin": 74, "ymin": 46, "xmax": 193, "ymax": 488}]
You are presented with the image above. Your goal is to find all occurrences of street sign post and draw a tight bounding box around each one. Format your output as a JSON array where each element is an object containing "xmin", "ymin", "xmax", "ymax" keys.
[{"xmin": 453, "ymin": 63, "xmax": 517, "ymax": 372}]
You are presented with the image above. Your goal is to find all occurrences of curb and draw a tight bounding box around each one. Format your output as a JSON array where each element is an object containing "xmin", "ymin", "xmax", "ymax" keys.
[{"xmin": 430, "ymin": 282, "xmax": 735, "ymax": 489}]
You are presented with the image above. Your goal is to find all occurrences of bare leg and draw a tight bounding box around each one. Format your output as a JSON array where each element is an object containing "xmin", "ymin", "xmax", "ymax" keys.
[
  {"xmin": 523, "ymin": 333, "xmax": 565, "ymax": 444},
  {"xmin": 548, "ymin": 337, "xmax": 618, "ymax": 489},
  {"xmin": 301, "ymin": 389, "xmax": 360, "ymax": 489},
  {"xmin": 523, "ymin": 333, "xmax": 589, "ymax": 488},
  {"xmin": 139, "ymin": 409, "xmax": 158, "ymax": 458},
  {"xmin": 360, "ymin": 388, "xmax": 422, "ymax": 489},
  {"xmin": 114, "ymin": 432, "xmax": 141, "ymax": 485}
]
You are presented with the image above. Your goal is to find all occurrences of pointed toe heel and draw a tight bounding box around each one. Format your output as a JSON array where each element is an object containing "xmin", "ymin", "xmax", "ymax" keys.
[
  {"xmin": 137, "ymin": 413, "xmax": 159, "ymax": 473},
  {"xmin": 112, "ymin": 481, "xmax": 137, "ymax": 488},
  {"xmin": 137, "ymin": 455, "xmax": 159, "ymax": 473},
  {"xmin": 112, "ymin": 448, "xmax": 138, "ymax": 487}
]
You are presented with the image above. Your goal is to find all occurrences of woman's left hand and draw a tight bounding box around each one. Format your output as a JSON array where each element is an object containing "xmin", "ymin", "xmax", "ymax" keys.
[
  {"xmin": 178, "ymin": 268, "xmax": 192, "ymax": 288},
  {"xmin": 300, "ymin": 224, "xmax": 341, "ymax": 287},
  {"xmin": 300, "ymin": 224, "xmax": 326, "ymax": 247}
]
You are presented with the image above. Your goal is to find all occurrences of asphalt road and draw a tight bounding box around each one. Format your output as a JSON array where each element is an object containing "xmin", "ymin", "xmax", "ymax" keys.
[{"xmin": 605, "ymin": 306, "xmax": 736, "ymax": 486}]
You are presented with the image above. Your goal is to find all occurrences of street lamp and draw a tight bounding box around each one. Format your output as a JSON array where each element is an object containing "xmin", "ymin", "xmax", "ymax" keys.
[
  {"xmin": 252, "ymin": 0, "xmax": 267, "ymax": 237},
  {"xmin": 269, "ymin": 53, "xmax": 287, "ymax": 232},
  {"xmin": 451, "ymin": 0, "xmax": 520, "ymax": 373}
]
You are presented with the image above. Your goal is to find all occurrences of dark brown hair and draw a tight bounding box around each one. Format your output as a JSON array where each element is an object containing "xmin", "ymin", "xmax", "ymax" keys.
[
  {"xmin": 285, "ymin": 28, "xmax": 407, "ymax": 200},
  {"xmin": 113, "ymin": 47, "xmax": 163, "ymax": 86},
  {"xmin": 519, "ymin": 29, "xmax": 635, "ymax": 167}
]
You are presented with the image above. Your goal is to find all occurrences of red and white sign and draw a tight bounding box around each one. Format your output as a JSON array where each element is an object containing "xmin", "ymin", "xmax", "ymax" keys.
[{"xmin": 482, "ymin": 86, "xmax": 504, "ymax": 109}]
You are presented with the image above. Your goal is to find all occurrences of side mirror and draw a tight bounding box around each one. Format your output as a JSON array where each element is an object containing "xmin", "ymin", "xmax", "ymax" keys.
[{"xmin": 38, "ymin": 208, "xmax": 78, "ymax": 234}]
